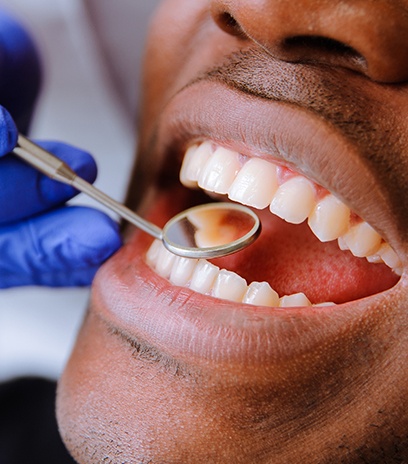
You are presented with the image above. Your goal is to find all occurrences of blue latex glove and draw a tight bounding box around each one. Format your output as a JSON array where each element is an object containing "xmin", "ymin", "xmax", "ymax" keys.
[
  {"xmin": 0, "ymin": 108, "xmax": 122, "ymax": 287},
  {"xmin": 0, "ymin": 8, "xmax": 42, "ymax": 134}
]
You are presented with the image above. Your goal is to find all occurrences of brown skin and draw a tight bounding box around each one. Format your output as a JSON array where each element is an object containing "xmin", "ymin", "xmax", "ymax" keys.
[{"xmin": 58, "ymin": 1, "xmax": 408, "ymax": 462}]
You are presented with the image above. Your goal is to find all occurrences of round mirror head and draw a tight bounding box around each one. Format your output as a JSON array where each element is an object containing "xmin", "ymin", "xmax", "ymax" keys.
[{"xmin": 162, "ymin": 202, "xmax": 261, "ymax": 259}]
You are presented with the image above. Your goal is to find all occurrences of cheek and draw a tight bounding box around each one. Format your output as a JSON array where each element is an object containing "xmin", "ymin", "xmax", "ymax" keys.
[
  {"xmin": 142, "ymin": 0, "xmax": 204, "ymax": 109},
  {"xmin": 141, "ymin": 0, "xmax": 226, "ymax": 139}
]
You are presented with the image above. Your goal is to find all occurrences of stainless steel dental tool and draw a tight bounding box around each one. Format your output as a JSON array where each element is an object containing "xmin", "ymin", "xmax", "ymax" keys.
[{"xmin": 12, "ymin": 135, "xmax": 261, "ymax": 259}]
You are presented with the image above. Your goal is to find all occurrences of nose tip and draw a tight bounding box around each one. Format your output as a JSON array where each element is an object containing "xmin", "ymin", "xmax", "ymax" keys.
[{"xmin": 211, "ymin": 0, "xmax": 408, "ymax": 83}]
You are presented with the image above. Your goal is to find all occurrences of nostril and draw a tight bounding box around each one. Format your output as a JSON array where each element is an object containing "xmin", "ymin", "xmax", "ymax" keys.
[
  {"xmin": 215, "ymin": 11, "xmax": 246, "ymax": 38},
  {"xmin": 285, "ymin": 36, "xmax": 359, "ymax": 58},
  {"xmin": 283, "ymin": 35, "xmax": 367, "ymax": 69}
]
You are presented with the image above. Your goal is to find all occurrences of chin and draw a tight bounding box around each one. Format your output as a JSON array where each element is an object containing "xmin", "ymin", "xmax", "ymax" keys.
[{"xmin": 57, "ymin": 1, "xmax": 408, "ymax": 463}]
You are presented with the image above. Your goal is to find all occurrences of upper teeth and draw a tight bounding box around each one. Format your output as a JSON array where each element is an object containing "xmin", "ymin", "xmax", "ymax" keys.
[
  {"xmin": 179, "ymin": 141, "xmax": 401, "ymax": 272},
  {"xmin": 145, "ymin": 141, "xmax": 402, "ymax": 309}
]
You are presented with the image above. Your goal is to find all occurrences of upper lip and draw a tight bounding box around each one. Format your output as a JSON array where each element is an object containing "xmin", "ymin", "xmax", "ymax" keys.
[{"xmin": 152, "ymin": 78, "xmax": 406, "ymax": 264}]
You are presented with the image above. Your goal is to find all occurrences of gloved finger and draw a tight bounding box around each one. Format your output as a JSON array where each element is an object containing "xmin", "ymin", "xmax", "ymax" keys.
[
  {"xmin": 0, "ymin": 106, "xmax": 17, "ymax": 155},
  {"xmin": 0, "ymin": 140, "xmax": 97, "ymax": 225},
  {"xmin": 0, "ymin": 206, "xmax": 122, "ymax": 288},
  {"xmin": 0, "ymin": 9, "xmax": 42, "ymax": 133}
]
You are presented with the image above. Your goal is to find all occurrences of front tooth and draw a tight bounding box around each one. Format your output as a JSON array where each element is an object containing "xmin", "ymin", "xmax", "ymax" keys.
[
  {"xmin": 156, "ymin": 246, "xmax": 176, "ymax": 278},
  {"xmin": 146, "ymin": 239, "xmax": 162, "ymax": 264},
  {"xmin": 279, "ymin": 292, "xmax": 312, "ymax": 307},
  {"xmin": 308, "ymin": 194, "xmax": 350, "ymax": 242},
  {"xmin": 170, "ymin": 256, "xmax": 198, "ymax": 286},
  {"xmin": 190, "ymin": 259, "xmax": 220, "ymax": 294},
  {"xmin": 243, "ymin": 281, "xmax": 279, "ymax": 306},
  {"xmin": 270, "ymin": 177, "xmax": 316, "ymax": 224},
  {"xmin": 198, "ymin": 146, "xmax": 241, "ymax": 194},
  {"xmin": 341, "ymin": 222, "xmax": 382, "ymax": 257},
  {"xmin": 228, "ymin": 158, "xmax": 279, "ymax": 209},
  {"xmin": 213, "ymin": 270, "xmax": 247, "ymax": 302},
  {"xmin": 180, "ymin": 141, "xmax": 213, "ymax": 187}
]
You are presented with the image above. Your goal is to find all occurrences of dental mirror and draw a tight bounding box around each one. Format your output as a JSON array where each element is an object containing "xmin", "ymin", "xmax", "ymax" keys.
[{"xmin": 12, "ymin": 135, "xmax": 261, "ymax": 259}]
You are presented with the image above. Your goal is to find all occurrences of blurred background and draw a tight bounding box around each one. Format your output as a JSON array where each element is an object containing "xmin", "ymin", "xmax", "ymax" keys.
[{"xmin": 0, "ymin": 0, "xmax": 160, "ymax": 381}]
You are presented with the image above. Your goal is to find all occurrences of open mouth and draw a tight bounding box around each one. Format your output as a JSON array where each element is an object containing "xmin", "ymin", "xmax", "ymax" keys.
[
  {"xmin": 90, "ymin": 79, "xmax": 408, "ymax": 369},
  {"xmin": 146, "ymin": 139, "xmax": 401, "ymax": 308}
]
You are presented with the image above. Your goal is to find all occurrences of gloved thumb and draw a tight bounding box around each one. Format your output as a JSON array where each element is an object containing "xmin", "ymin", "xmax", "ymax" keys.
[{"xmin": 0, "ymin": 105, "xmax": 17, "ymax": 156}]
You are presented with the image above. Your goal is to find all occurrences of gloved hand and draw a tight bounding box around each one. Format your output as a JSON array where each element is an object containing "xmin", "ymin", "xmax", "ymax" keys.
[
  {"xmin": 0, "ymin": 8, "xmax": 42, "ymax": 134},
  {"xmin": 0, "ymin": 107, "xmax": 122, "ymax": 288}
]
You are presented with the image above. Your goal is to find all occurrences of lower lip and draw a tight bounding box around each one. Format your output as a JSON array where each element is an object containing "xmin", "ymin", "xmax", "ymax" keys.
[{"xmin": 91, "ymin": 225, "xmax": 399, "ymax": 367}]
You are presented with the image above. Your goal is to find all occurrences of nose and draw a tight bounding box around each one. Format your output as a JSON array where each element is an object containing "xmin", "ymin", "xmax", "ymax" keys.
[{"xmin": 210, "ymin": 0, "xmax": 408, "ymax": 83}]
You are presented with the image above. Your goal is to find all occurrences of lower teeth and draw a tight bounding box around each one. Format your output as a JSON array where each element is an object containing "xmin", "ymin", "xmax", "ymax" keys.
[{"xmin": 146, "ymin": 240, "xmax": 335, "ymax": 308}]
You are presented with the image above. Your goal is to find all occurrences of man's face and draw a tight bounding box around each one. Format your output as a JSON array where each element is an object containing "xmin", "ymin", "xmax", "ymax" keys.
[{"xmin": 57, "ymin": 1, "xmax": 408, "ymax": 462}]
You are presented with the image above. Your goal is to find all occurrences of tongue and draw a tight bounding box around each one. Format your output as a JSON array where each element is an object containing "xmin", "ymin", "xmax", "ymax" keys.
[{"xmin": 211, "ymin": 209, "xmax": 399, "ymax": 304}]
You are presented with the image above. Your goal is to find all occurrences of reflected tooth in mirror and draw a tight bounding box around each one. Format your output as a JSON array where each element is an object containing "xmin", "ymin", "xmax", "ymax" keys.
[
  {"xmin": 308, "ymin": 194, "xmax": 350, "ymax": 242},
  {"xmin": 186, "ymin": 208, "xmax": 241, "ymax": 248},
  {"xmin": 198, "ymin": 146, "xmax": 241, "ymax": 194},
  {"xmin": 342, "ymin": 222, "xmax": 382, "ymax": 257},
  {"xmin": 243, "ymin": 281, "xmax": 279, "ymax": 306},
  {"xmin": 190, "ymin": 259, "xmax": 220, "ymax": 294},
  {"xmin": 279, "ymin": 292, "xmax": 312, "ymax": 307},
  {"xmin": 228, "ymin": 158, "xmax": 279, "ymax": 209},
  {"xmin": 270, "ymin": 177, "xmax": 316, "ymax": 224},
  {"xmin": 213, "ymin": 270, "xmax": 247, "ymax": 302},
  {"xmin": 156, "ymin": 246, "xmax": 176, "ymax": 278},
  {"xmin": 170, "ymin": 256, "xmax": 198, "ymax": 286},
  {"xmin": 180, "ymin": 141, "xmax": 213, "ymax": 187}
]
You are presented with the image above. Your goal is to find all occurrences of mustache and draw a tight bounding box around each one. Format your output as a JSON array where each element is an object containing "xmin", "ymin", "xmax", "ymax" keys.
[{"xmin": 194, "ymin": 48, "xmax": 380, "ymax": 147}]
